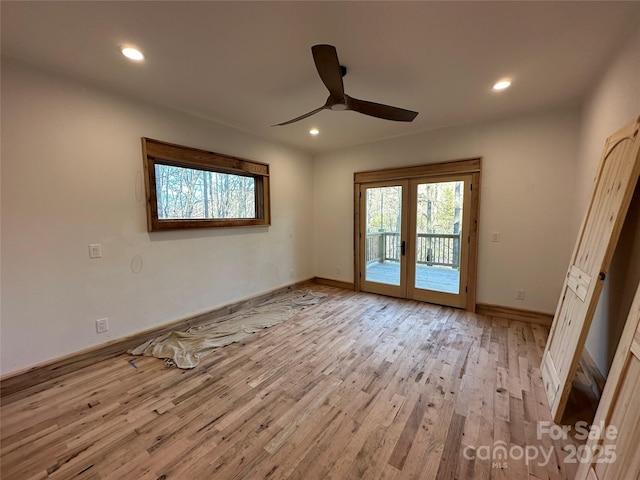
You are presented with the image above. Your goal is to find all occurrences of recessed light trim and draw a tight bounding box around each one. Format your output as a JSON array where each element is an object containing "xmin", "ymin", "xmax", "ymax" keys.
[
  {"xmin": 309, "ymin": 128, "xmax": 319, "ymax": 136},
  {"xmin": 492, "ymin": 80, "xmax": 511, "ymax": 91},
  {"xmin": 122, "ymin": 47, "xmax": 144, "ymax": 61}
]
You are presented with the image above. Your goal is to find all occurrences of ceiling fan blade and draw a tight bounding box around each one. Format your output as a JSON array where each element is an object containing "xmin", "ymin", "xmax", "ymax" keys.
[
  {"xmin": 272, "ymin": 105, "xmax": 327, "ymax": 126},
  {"xmin": 346, "ymin": 95, "xmax": 418, "ymax": 122},
  {"xmin": 273, "ymin": 45, "xmax": 418, "ymax": 127},
  {"xmin": 311, "ymin": 44, "xmax": 345, "ymax": 98}
]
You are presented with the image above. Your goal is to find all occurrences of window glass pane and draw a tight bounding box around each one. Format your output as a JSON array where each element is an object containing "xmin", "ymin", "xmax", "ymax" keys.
[
  {"xmin": 414, "ymin": 181, "xmax": 463, "ymax": 294},
  {"xmin": 155, "ymin": 164, "xmax": 256, "ymax": 220},
  {"xmin": 364, "ymin": 185, "xmax": 402, "ymax": 286}
]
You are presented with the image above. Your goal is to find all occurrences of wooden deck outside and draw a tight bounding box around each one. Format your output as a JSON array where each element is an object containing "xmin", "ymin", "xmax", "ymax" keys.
[
  {"xmin": 366, "ymin": 261, "xmax": 460, "ymax": 293},
  {"xmin": 1, "ymin": 286, "xmax": 594, "ymax": 480}
]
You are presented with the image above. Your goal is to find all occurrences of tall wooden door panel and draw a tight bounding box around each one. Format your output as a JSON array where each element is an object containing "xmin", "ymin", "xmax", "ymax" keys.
[
  {"xmin": 575, "ymin": 282, "xmax": 640, "ymax": 480},
  {"xmin": 541, "ymin": 116, "xmax": 640, "ymax": 422}
]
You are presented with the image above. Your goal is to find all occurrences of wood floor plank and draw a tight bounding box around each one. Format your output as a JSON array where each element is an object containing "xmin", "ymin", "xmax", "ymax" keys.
[{"xmin": 1, "ymin": 287, "xmax": 595, "ymax": 479}]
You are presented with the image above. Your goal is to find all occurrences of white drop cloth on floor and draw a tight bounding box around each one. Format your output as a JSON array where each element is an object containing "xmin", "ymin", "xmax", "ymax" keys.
[{"xmin": 128, "ymin": 289, "xmax": 327, "ymax": 368}]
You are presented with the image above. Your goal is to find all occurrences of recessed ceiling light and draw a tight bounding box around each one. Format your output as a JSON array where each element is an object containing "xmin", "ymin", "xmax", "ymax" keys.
[
  {"xmin": 492, "ymin": 80, "xmax": 511, "ymax": 91},
  {"xmin": 121, "ymin": 47, "xmax": 144, "ymax": 61},
  {"xmin": 309, "ymin": 128, "xmax": 319, "ymax": 136}
]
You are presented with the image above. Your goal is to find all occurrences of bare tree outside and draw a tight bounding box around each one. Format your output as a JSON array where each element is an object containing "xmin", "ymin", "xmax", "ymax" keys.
[
  {"xmin": 365, "ymin": 181, "xmax": 464, "ymax": 291},
  {"xmin": 366, "ymin": 182, "xmax": 462, "ymax": 235},
  {"xmin": 415, "ymin": 181, "xmax": 462, "ymax": 235},
  {"xmin": 155, "ymin": 164, "xmax": 256, "ymax": 220}
]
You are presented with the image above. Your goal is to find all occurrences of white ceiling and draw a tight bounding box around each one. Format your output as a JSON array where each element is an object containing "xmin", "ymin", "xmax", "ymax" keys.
[{"xmin": 2, "ymin": 1, "xmax": 639, "ymax": 153}]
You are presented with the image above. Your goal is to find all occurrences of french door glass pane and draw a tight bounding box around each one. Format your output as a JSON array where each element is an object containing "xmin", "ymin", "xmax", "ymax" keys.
[
  {"xmin": 365, "ymin": 186, "xmax": 402, "ymax": 286},
  {"xmin": 415, "ymin": 181, "xmax": 463, "ymax": 294}
]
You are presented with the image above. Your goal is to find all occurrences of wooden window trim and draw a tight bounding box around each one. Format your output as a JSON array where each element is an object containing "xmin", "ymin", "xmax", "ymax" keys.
[{"xmin": 142, "ymin": 138, "xmax": 271, "ymax": 232}]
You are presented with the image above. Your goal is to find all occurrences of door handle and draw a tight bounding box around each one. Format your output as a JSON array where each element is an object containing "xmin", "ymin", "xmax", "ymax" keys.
[{"xmin": 401, "ymin": 240, "xmax": 406, "ymax": 256}]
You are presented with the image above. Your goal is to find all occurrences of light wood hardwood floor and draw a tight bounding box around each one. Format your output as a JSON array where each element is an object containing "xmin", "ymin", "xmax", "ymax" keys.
[{"xmin": 1, "ymin": 287, "xmax": 587, "ymax": 479}]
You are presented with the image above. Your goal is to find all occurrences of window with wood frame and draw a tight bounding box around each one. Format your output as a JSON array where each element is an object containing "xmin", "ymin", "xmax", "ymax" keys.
[{"xmin": 141, "ymin": 138, "xmax": 270, "ymax": 231}]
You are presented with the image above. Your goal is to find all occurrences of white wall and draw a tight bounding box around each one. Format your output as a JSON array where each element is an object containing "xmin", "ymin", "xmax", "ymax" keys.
[
  {"xmin": 313, "ymin": 107, "xmax": 581, "ymax": 314},
  {"xmin": 4, "ymin": 25, "xmax": 636, "ymax": 379},
  {"xmin": 0, "ymin": 59, "xmax": 314, "ymax": 376},
  {"xmin": 577, "ymin": 27, "xmax": 640, "ymax": 376}
]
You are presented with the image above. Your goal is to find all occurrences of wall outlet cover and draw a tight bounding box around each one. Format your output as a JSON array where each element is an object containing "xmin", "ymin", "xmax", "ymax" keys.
[
  {"xmin": 89, "ymin": 244, "xmax": 102, "ymax": 258},
  {"xmin": 96, "ymin": 318, "xmax": 109, "ymax": 333}
]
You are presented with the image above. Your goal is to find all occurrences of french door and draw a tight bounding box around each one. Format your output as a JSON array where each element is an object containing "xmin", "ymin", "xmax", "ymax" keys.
[
  {"xmin": 359, "ymin": 180, "xmax": 410, "ymax": 299},
  {"xmin": 355, "ymin": 160, "xmax": 480, "ymax": 310}
]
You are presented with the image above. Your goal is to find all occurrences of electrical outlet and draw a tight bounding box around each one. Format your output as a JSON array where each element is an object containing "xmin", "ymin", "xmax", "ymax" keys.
[
  {"xmin": 89, "ymin": 243, "xmax": 102, "ymax": 258},
  {"xmin": 336, "ymin": 266, "xmax": 342, "ymax": 275},
  {"xmin": 515, "ymin": 289, "xmax": 526, "ymax": 301},
  {"xmin": 96, "ymin": 318, "xmax": 109, "ymax": 333}
]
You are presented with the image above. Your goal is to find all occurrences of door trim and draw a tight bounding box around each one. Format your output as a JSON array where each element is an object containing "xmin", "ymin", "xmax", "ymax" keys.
[
  {"xmin": 354, "ymin": 157, "xmax": 481, "ymax": 183},
  {"xmin": 354, "ymin": 158, "xmax": 481, "ymax": 311}
]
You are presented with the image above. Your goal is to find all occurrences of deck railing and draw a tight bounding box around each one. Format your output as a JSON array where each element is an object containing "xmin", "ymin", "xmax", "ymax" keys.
[{"xmin": 366, "ymin": 232, "xmax": 460, "ymax": 268}]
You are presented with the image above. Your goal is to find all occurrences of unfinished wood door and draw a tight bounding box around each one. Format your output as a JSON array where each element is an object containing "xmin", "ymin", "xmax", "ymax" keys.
[
  {"xmin": 575, "ymin": 282, "xmax": 640, "ymax": 480},
  {"xmin": 541, "ymin": 116, "xmax": 640, "ymax": 422}
]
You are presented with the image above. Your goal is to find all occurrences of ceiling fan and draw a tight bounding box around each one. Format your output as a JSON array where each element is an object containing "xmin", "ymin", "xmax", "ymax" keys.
[{"xmin": 273, "ymin": 44, "xmax": 419, "ymax": 126}]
